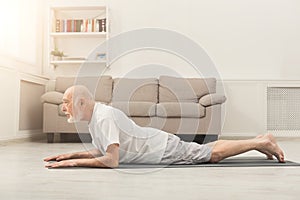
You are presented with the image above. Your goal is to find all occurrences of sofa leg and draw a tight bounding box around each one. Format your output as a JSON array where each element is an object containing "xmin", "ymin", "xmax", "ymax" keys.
[{"xmin": 47, "ymin": 133, "xmax": 54, "ymax": 143}]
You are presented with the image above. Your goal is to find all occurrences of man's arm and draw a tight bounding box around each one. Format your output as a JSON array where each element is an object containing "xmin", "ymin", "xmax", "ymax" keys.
[
  {"xmin": 45, "ymin": 144, "xmax": 119, "ymax": 168},
  {"xmin": 43, "ymin": 148, "xmax": 103, "ymax": 162}
]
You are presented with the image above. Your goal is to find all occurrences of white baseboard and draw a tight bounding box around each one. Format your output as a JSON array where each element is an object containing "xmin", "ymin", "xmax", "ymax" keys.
[
  {"xmin": 221, "ymin": 132, "xmax": 258, "ymax": 138},
  {"xmin": 221, "ymin": 131, "xmax": 300, "ymax": 138},
  {"xmin": 267, "ymin": 130, "xmax": 300, "ymax": 137}
]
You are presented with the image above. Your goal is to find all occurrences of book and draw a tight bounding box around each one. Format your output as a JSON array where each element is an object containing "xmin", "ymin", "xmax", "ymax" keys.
[
  {"xmin": 97, "ymin": 18, "xmax": 106, "ymax": 32},
  {"xmin": 55, "ymin": 19, "xmax": 60, "ymax": 32},
  {"xmin": 76, "ymin": 20, "xmax": 82, "ymax": 32},
  {"xmin": 94, "ymin": 19, "xmax": 99, "ymax": 32}
]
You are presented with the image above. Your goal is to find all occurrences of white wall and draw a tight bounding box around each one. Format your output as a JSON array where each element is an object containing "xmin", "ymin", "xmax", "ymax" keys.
[
  {"xmin": 0, "ymin": 68, "xmax": 19, "ymax": 139},
  {"xmin": 0, "ymin": 0, "xmax": 44, "ymax": 75},
  {"xmin": 0, "ymin": 0, "xmax": 47, "ymax": 140},
  {"xmin": 108, "ymin": 0, "xmax": 300, "ymax": 80}
]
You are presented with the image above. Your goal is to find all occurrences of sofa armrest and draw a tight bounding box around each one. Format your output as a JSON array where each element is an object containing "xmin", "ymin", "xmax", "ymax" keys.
[
  {"xmin": 199, "ymin": 94, "xmax": 226, "ymax": 107},
  {"xmin": 41, "ymin": 91, "xmax": 63, "ymax": 105}
]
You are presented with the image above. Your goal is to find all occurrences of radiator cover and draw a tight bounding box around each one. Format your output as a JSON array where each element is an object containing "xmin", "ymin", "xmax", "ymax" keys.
[{"xmin": 267, "ymin": 87, "xmax": 300, "ymax": 130}]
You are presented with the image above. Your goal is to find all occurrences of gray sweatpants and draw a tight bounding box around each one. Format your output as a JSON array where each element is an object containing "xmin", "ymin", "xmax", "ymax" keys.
[{"xmin": 160, "ymin": 133, "xmax": 213, "ymax": 164}]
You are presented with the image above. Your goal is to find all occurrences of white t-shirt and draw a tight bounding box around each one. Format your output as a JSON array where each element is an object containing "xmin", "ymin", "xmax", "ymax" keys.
[{"xmin": 88, "ymin": 103, "xmax": 168, "ymax": 164}]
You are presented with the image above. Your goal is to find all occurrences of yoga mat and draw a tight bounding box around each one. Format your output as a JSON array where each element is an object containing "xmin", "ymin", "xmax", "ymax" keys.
[{"xmin": 118, "ymin": 157, "xmax": 300, "ymax": 168}]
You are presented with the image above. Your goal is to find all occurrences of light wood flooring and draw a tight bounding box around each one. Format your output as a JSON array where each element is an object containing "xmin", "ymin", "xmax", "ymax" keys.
[{"xmin": 0, "ymin": 137, "xmax": 300, "ymax": 200}]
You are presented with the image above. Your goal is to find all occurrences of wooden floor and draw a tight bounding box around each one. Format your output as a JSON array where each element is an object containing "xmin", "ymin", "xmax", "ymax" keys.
[{"xmin": 0, "ymin": 137, "xmax": 300, "ymax": 200}]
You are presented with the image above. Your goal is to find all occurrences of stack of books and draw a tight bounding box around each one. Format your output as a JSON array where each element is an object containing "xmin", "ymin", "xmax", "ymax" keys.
[{"xmin": 55, "ymin": 18, "xmax": 106, "ymax": 32}]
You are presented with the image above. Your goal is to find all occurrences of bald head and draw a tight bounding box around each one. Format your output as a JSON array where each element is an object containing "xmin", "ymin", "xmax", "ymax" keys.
[
  {"xmin": 62, "ymin": 85, "xmax": 95, "ymax": 123},
  {"xmin": 65, "ymin": 85, "xmax": 94, "ymax": 103}
]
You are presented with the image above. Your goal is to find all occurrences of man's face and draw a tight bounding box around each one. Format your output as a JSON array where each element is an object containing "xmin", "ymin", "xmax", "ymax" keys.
[{"xmin": 62, "ymin": 90, "xmax": 80, "ymax": 123}]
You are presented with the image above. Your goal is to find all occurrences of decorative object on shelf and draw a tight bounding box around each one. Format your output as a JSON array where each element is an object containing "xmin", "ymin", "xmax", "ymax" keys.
[
  {"xmin": 50, "ymin": 48, "xmax": 66, "ymax": 61},
  {"xmin": 96, "ymin": 53, "xmax": 106, "ymax": 61}
]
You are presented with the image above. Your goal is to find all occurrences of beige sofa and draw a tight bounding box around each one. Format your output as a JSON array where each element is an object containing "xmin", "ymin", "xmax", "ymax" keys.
[{"xmin": 41, "ymin": 76, "xmax": 226, "ymax": 143}]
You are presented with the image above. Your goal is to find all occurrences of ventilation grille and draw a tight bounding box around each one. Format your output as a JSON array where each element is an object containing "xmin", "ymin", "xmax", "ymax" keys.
[{"xmin": 267, "ymin": 87, "xmax": 300, "ymax": 130}]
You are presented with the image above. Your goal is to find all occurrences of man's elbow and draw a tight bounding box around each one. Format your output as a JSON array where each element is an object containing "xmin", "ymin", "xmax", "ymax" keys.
[
  {"xmin": 105, "ymin": 159, "xmax": 118, "ymax": 168},
  {"xmin": 105, "ymin": 157, "xmax": 119, "ymax": 168},
  {"xmin": 111, "ymin": 160, "xmax": 119, "ymax": 168},
  {"xmin": 94, "ymin": 157, "xmax": 119, "ymax": 168}
]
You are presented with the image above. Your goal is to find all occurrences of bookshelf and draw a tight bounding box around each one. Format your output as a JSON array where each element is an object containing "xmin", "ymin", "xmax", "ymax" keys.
[{"xmin": 46, "ymin": 1, "xmax": 109, "ymax": 69}]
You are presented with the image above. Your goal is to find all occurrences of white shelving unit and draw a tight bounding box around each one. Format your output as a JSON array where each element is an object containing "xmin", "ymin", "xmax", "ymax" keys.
[{"xmin": 45, "ymin": 1, "xmax": 109, "ymax": 69}]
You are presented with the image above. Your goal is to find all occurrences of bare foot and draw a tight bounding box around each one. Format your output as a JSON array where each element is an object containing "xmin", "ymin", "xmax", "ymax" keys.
[
  {"xmin": 256, "ymin": 134, "xmax": 285, "ymax": 163},
  {"xmin": 255, "ymin": 135, "xmax": 274, "ymax": 160}
]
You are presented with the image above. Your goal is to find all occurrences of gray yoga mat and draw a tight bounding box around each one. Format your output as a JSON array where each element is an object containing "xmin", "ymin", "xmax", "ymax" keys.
[{"xmin": 118, "ymin": 157, "xmax": 300, "ymax": 168}]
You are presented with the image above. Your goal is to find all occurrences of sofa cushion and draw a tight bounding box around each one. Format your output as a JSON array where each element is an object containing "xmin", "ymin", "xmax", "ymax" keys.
[
  {"xmin": 159, "ymin": 76, "xmax": 216, "ymax": 103},
  {"xmin": 111, "ymin": 102, "xmax": 156, "ymax": 117},
  {"xmin": 156, "ymin": 103, "xmax": 205, "ymax": 118},
  {"xmin": 55, "ymin": 77, "xmax": 75, "ymax": 93},
  {"xmin": 40, "ymin": 91, "xmax": 63, "ymax": 105},
  {"xmin": 93, "ymin": 76, "xmax": 113, "ymax": 103},
  {"xmin": 112, "ymin": 78, "xmax": 158, "ymax": 103},
  {"xmin": 55, "ymin": 76, "xmax": 113, "ymax": 103}
]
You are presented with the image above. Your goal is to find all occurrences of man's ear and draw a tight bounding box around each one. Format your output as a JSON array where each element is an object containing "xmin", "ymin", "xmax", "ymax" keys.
[{"xmin": 80, "ymin": 98, "xmax": 85, "ymax": 106}]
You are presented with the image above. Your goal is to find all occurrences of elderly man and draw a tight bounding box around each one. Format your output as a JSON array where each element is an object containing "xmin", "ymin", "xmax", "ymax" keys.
[{"xmin": 44, "ymin": 85, "xmax": 285, "ymax": 168}]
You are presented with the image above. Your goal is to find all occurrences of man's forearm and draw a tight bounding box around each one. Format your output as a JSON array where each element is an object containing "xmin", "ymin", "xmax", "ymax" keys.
[
  {"xmin": 74, "ymin": 156, "xmax": 119, "ymax": 168},
  {"xmin": 72, "ymin": 149, "xmax": 102, "ymax": 159},
  {"xmin": 76, "ymin": 144, "xmax": 119, "ymax": 168}
]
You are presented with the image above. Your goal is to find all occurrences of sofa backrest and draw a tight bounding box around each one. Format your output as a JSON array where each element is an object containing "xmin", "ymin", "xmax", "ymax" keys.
[
  {"xmin": 112, "ymin": 78, "xmax": 158, "ymax": 103},
  {"xmin": 159, "ymin": 76, "xmax": 216, "ymax": 103},
  {"xmin": 55, "ymin": 76, "xmax": 113, "ymax": 103},
  {"xmin": 54, "ymin": 76, "xmax": 216, "ymax": 104}
]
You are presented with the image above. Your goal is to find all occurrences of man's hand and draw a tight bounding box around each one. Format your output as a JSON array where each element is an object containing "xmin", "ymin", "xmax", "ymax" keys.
[
  {"xmin": 45, "ymin": 160, "xmax": 77, "ymax": 168},
  {"xmin": 44, "ymin": 149, "xmax": 102, "ymax": 162},
  {"xmin": 44, "ymin": 153, "xmax": 73, "ymax": 162},
  {"xmin": 44, "ymin": 144, "xmax": 119, "ymax": 169}
]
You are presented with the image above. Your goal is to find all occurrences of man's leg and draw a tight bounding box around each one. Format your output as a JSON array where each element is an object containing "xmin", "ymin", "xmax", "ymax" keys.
[{"xmin": 208, "ymin": 133, "xmax": 285, "ymax": 163}]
